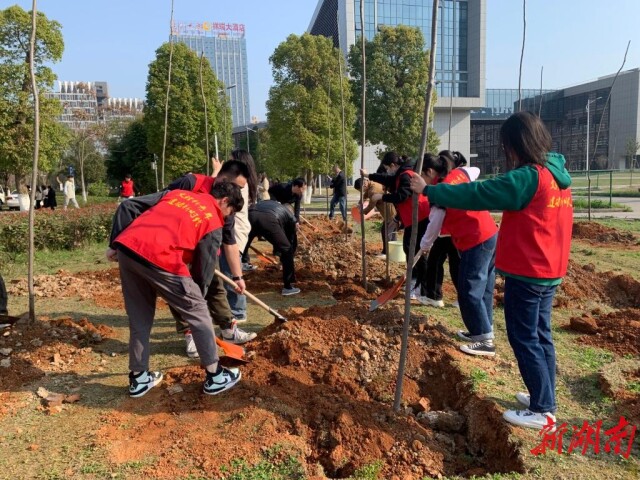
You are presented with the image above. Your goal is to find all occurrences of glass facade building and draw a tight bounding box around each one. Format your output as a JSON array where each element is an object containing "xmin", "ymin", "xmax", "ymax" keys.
[{"xmin": 172, "ymin": 21, "xmax": 250, "ymax": 128}]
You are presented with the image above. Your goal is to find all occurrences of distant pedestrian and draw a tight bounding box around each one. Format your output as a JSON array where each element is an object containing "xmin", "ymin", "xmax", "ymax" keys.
[
  {"xmin": 35, "ymin": 186, "xmax": 43, "ymax": 209},
  {"xmin": 328, "ymin": 164, "xmax": 347, "ymax": 221},
  {"xmin": 268, "ymin": 177, "xmax": 306, "ymax": 224},
  {"xmin": 46, "ymin": 185, "xmax": 57, "ymax": 210},
  {"xmin": 0, "ymin": 273, "xmax": 8, "ymax": 316},
  {"xmin": 258, "ymin": 173, "xmax": 270, "ymax": 202},
  {"xmin": 63, "ymin": 175, "xmax": 80, "ymax": 210},
  {"xmin": 119, "ymin": 174, "xmax": 140, "ymax": 202}
]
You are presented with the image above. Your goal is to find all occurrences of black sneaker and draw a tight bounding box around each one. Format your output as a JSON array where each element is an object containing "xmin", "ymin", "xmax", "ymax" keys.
[
  {"xmin": 203, "ymin": 366, "xmax": 241, "ymax": 395},
  {"xmin": 129, "ymin": 371, "xmax": 163, "ymax": 398},
  {"xmin": 460, "ymin": 340, "xmax": 495, "ymax": 357}
]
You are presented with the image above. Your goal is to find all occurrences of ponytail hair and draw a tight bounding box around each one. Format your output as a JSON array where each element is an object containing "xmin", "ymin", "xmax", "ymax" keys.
[
  {"xmin": 439, "ymin": 150, "xmax": 467, "ymax": 167},
  {"xmin": 421, "ymin": 153, "xmax": 453, "ymax": 178},
  {"xmin": 230, "ymin": 149, "xmax": 258, "ymax": 205}
]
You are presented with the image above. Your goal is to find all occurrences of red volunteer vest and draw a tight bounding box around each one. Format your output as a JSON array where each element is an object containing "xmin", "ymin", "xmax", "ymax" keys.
[
  {"xmin": 496, "ymin": 165, "xmax": 573, "ymax": 278},
  {"xmin": 115, "ymin": 190, "xmax": 224, "ymax": 276},
  {"xmin": 193, "ymin": 174, "xmax": 215, "ymax": 194},
  {"xmin": 121, "ymin": 180, "xmax": 134, "ymax": 197},
  {"xmin": 394, "ymin": 170, "xmax": 430, "ymax": 227},
  {"xmin": 441, "ymin": 168, "xmax": 498, "ymax": 251}
]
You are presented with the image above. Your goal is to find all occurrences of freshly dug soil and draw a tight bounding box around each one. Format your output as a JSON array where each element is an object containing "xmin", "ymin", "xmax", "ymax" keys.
[{"xmin": 572, "ymin": 221, "xmax": 639, "ymax": 246}]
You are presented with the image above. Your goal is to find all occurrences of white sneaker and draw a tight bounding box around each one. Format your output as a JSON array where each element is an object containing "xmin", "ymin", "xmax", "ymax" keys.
[
  {"xmin": 516, "ymin": 392, "xmax": 531, "ymax": 408},
  {"xmin": 184, "ymin": 332, "xmax": 199, "ymax": 358},
  {"xmin": 203, "ymin": 366, "xmax": 241, "ymax": 395},
  {"xmin": 375, "ymin": 253, "xmax": 387, "ymax": 259},
  {"xmin": 410, "ymin": 286, "xmax": 421, "ymax": 301},
  {"xmin": 128, "ymin": 371, "xmax": 163, "ymax": 398},
  {"xmin": 220, "ymin": 322, "xmax": 257, "ymax": 345},
  {"xmin": 503, "ymin": 409, "xmax": 556, "ymax": 430},
  {"xmin": 281, "ymin": 287, "xmax": 301, "ymax": 296},
  {"xmin": 417, "ymin": 296, "xmax": 445, "ymax": 308}
]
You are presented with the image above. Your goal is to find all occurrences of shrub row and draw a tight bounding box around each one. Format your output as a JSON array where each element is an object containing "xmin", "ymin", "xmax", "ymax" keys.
[{"xmin": 0, "ymin": 204, "xmax": 116, "ymax": 254}]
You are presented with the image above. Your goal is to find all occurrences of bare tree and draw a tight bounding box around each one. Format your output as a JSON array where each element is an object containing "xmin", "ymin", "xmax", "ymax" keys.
[
  {"xmin": 359, "ymin": 0, "xmax": 367, "ymax": 289},
  {"xmin": 161, "ymin": 0, "xmax": 175, "ymax": 188},
  {"xmin": 517, "ymin": 0, "xmax": 526, "ymax": 111}
]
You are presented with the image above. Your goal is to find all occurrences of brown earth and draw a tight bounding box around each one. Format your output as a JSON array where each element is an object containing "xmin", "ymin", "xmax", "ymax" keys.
[
  {"xmin": 572, "ymin": 221, "xmax": 640, "ymax": 246},
  {"xmin": 568, "ymin": 308, "xmax": 640, "ymax": 356},
  {"xmin": 4, "ymin": 217, "xmax": 640, "ymax": 477}
]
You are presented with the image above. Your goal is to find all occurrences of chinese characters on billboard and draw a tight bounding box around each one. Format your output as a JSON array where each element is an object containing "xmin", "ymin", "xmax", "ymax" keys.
[{"xmin": 171, "ymin": 21, "xmax": 246, "ymax": 38}]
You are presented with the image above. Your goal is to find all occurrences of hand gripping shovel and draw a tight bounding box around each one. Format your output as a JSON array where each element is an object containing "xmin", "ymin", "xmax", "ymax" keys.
[
  {"xmin": 249, "ymin": 245, "xmax": 278, "ymax": 265},
  {"xmin": 215, "ymin": 270, "xmax": 288, "ymax": 322},
  {"xmin": 369, "ymin": 250, "xmax": 424, "ymax": 312}
]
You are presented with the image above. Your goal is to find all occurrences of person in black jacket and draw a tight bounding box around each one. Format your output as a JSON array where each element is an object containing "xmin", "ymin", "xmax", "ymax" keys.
[
  {"xmin": 242, "ymin": 200, "xmax": 300, "ymax": 296},
  {"xmin": 0, "ymin": 273, "xmax": 8, "ymax": 316},
  {"xmin": 328, "ymin": 164, "xmax": 347, "ymax": 221},
  {"xmin": 268, "ymin": 177, "xmax": 306, "ymax": 224}
]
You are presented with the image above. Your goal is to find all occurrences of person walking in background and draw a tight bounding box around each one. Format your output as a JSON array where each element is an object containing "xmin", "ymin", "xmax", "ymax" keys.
[
  {"xmin": 119, "ymin": 174, "xmax": 140, "ymax": 202},
  {"xmin": 410, "ymin": 111, "xmax": 572, "ymax": 430},
  {"xmin": 328, "ymin": 164, "xmax": 347, "ymax": 221},
  {"xmin": 416, "ymin": 152, "xmax": 498, "ymax": 357},
  {"xmin": 46, "ymin": 185, "xmax": 57, "ymax": 210},
  {"xmin": 243, "ymin": 200, "xmax": 300, "ymax": 296},
  {"xmin": 34, "ymin": 186, "xmax": 43, "ymax": 209},
  {"xmin": 107, "ymin": 180, "xmax": 244, "ymax": 398},
  {"xmin": 63, "ymin": 175, "xmax": 80, "ymax": 210},
  {"xmin": 354, "ymin": 177, "xmax": 397, "ymax": 258},
  {"xmin": 0, "ymin": 273, "xmax": 8, "ymax": 316},
  {"xmin": 361, "ymin": 151, "xmax": 430, "ymax": 300},
  {"xmin": 268, "ymin": 177, "xmax": 307, "ymax": 225},
  {"xmin": 258, "ymin": 173, "xmax": 270, "ymax": 202}
]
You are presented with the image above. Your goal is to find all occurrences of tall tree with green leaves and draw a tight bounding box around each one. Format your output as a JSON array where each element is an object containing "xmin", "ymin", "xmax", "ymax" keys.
[
  {"xmin": 144, "ymin": 42, "xmax": 231, "ymax": 185},
  {"xmin": 348, "ymin": 25, "xmax": 439, "ymax": 158},
  {"xmin": 266, "ymin": 33, "xmax": 358, "ymax": 201},
  {"xmin": 0, "ymin": 5, "xmax": 70, "ymax": 187}
]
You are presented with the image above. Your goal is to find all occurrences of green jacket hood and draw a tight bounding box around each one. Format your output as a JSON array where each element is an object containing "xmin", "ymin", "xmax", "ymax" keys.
[{"xmin": 545, "ymin": 153, "xmax": 571, "ymax": 189}]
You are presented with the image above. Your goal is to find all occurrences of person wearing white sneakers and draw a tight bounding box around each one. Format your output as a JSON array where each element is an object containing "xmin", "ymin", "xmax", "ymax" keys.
[
  {"xmin": 414, "ymin": 152, "xmax": 498, "ymax": 357},
  {"xmin": 411, "ymin": 112, "xmax": 572, "ymax": 429},
  {"xmin": 108, "ymin": 181, "xmax": 245, "ymax": 398}
]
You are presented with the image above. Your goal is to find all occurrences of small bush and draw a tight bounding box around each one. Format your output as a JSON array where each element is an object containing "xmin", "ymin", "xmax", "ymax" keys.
[
  {"xmin": 0, "ymin": 204, "xmax": 116, "ymax": 254},
  {"xmin": 87, "ymin": 181, "xmax": 110, "ymax": 197}
]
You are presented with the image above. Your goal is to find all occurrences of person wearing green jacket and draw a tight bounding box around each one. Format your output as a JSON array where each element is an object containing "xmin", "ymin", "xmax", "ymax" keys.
[{"xmin": 410, "ymin": 112, "xmax": 573, "ymax": 430}]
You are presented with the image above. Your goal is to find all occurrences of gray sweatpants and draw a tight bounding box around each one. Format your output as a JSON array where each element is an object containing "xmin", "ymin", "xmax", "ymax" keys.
[{"xmin": 118, "ymin": 253, "xmax": 219, "ymax": 372}]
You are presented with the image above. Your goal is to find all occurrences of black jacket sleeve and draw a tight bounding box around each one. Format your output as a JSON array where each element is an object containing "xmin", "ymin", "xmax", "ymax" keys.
[
  {"xmin": 223, "ymin": 214, "xmax": 236, "ymax": 245},
  {"xmin": 109, "ymin": 191, "xmax": 168, "ymax": 247},
  {"xmin": 166, "ymin": 174, "xmax": 197, "ymax": 191},
  {"xmin": 368, "ymin": 172, "xmax": 396, "ymax": 190},
  {"xmin": 191, "ymin": 227, "xmax": 223, "ymax": 296},
  {"xmin": 381, "ymin": 173, "xmax": 412, "ymax": 205}
]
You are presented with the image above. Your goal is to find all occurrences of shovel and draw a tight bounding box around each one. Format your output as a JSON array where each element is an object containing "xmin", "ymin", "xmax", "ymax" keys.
[
  {"xmin": 215, "ymin": 337, "xmax": 247, "ymax": 363},
  {"xmin": 215, "ymin": 270, "xmax": 288, "ymax": 322},
  {"xmin": 299, "ymin": 215, "xmax": 318, "ymax": 232},
  {"xmin": 369, "ymin": 250, "xmax": 423, "ymax": 312},
  {"xmin": 249, "ymin": 245, "xmax": 278, "ymax": 265}
]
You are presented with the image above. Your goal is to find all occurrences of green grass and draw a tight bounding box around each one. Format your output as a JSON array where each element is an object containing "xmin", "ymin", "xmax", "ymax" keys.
[
  {"xmin": 219, "ymin": 444, "xmax": 305, "ymax": 480},
  {"xmin": 571, "ymin": 197, "xmax": 631, "ymax": 210},
  {"xmin": 350, "ymin": 461, "xmax": 383, "ymax": 480}
]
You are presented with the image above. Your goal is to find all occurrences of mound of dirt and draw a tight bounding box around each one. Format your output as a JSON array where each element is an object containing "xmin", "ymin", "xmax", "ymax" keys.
[
  {"xmin": 598, "ymin": 358, "xmax": 640, "ymax": 425},
  {"xmin": 572, "ymin": 221, "xmax": 639, "ymax": 246},
  {"xmin": 0, "ymin": 316, "xmax": 112, "ymax": 406},
  {"xmin": 571, "ymin": 308, "xmax": 640, "ymax": 356}
]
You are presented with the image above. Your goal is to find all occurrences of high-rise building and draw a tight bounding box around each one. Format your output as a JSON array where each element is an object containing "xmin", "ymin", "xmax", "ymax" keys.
[
  {"xmin": 171, "ymin": 20, "xmax": 250, "ymax": 129},
  {"xmin": 309, "ymin": 0, "xmax": 485, "ymax": 172}
]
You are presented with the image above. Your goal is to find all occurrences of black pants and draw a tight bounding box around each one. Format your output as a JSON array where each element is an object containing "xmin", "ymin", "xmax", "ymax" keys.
[
  {"xmin": 244, "ymin": 217, "xmax": 297, "ymax": 289},
  {"xmin": 403, "ymin": 218, "xmax": 429, "ymax": 295},
  {"xmin": 425, "ymin": 236, "xmax": 460, "ymax": 300},
  {"xmin": 0, "ymin": 274, "xmax": 7, "ymax": 315}
]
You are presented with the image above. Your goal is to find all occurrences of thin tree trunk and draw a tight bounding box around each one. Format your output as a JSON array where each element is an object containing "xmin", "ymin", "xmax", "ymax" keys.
[
  {"xmin": 538, "ymin": 65, "xmax": 544, "ymax": 116},
  {"xmin": 27, "ymin": 0, "xmax": 40, "ymax": 323},
  {"xmin": 326, "ymin": 78, "xmax": 332, "ymax": 215},
  {"xmin": 394, "ymin": 0, "xmax": 440, "ymax": 412},
  {"xmin": 359, "ymin": 0, "xmax": 367, "ymax": 289},
  {"xmin": 161, "ymin": 0, "xmax": 175, "ymax": 188},
  {"xmin": 517, "ymin": 0, "xmax": 526, "ymax": 112},
  {"xmin": 80, "ymin": 139, "xmax": 87, "ymax": 203},
  {"xmin": 337, "ymin": 11, "xmax": 350, "ymax": 238},
  {"xmin": 199, "ymin": 51, "xmax": 210, "ymax": 175}
]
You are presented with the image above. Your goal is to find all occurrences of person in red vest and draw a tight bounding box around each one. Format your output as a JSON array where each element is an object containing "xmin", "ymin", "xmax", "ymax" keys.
[
  {"xmin": 107, "ymin": 180, "xmax": 244, "ymax": 398},
  {"xmin": 119, "ymin": 174, "xmax": 140, "ymax": 201},
  {"xmin": 360, "ymin": 151, "xmax": 430, "ymax": 299},
  {"xmin": 411, "ymin": 112, "xmax": 572, "ymax": 430},
  {"xmin": 416, "ymin": 152, "xmax": 498, "ymax": 357}
]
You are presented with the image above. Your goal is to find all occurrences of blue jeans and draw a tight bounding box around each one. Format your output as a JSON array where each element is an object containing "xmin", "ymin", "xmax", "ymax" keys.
[
  {"xmin": 329, "ymin": 195, "xmax": 346, "ymax": 220},
  {"xmin": 219, "ymin": 251, "xmax": 247, "ymax": 320},
  {"xmin": 504, "ymin": 277, "xmax": 557, "ymax": 413},
  {"xmin": 457, "ymin": 233, "xmax": 497, "ymax": 341}
]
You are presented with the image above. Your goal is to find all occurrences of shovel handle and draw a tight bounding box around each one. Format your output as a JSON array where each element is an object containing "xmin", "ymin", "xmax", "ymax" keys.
[
  {"xmin": 249, "ymin": 245, "xmax": 278, "ymax": 265},
  {"xmin": 299, "ymin": 215, "xmax": 318, "ymax": 231},
  {"xmin": 215, "ymin": 270, "xmax": 287, "ymax": 322}
]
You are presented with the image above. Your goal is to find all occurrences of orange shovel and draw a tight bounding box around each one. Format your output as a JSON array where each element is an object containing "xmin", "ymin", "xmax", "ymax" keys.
[{"xmin": 369, "ymin": 250, "xmax": 424, "ymax": 312}]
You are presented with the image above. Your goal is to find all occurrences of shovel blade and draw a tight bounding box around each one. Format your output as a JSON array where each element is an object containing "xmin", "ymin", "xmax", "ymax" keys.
[
  {"xmin": 215, "ymin": 337, "xmax": 246, "ymax": 362},
  {"xmin": 369, "ymin": 275, "xmax": 406, "ymax": 311}
]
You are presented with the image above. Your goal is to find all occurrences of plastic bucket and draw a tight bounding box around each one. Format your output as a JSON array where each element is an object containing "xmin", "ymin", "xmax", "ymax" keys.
[{"xmin": 388, "ymin": 240, "xmax": 406, "ymax": 263}]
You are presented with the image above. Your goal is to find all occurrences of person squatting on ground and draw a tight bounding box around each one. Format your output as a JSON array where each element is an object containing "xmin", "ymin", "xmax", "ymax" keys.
[
  {"xmin": 417, "ymin": 152, "xmax": 498, "ymax": 357},
  {"xmin": 107, "ymin": 180, "xmax": 245, "ymax": 398},
  {"xmin": 361, "ymin": 151, "xmax": 430, "ymax": 299},
  {"xmin": 328, "ymin": 164, "xmax": 347, "ymax": 221},
  {"xmin": 410, "ymin": 111, "xmax": 572, "ymax": 430},
  {"xmin": 119, "ymin": 173, "xmax": 140, "ymax": 201},
  {"xmin": 167, "ymin": 160, "xmax": 257, "ymax": 350},
  {"xmin": 63, "ymin": 175, "xmax": 80, "ymax": 210},
  {"xmin": 354, "ymin": 177, "xmax": 397, "ymax": 258},
  {"xmin": 268, "ymin": 177, "xmax": 307, "ymax": 225},
  {"xmin": 243, "ymin": 200, "xmax": 301, "ymax": 296}
]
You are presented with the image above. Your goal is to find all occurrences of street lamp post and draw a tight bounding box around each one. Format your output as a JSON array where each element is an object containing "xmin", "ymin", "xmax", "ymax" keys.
[
  {"xmin": 245, "ymin": 126, "xmax": 257, "ymax": 155},
  {"xmin": 586, "ymin": 96, "xmax": 602, "ymax": 221},
  {"xmin": 217, "ymin": 84, "xmax": 236, "ymax": 159}
]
